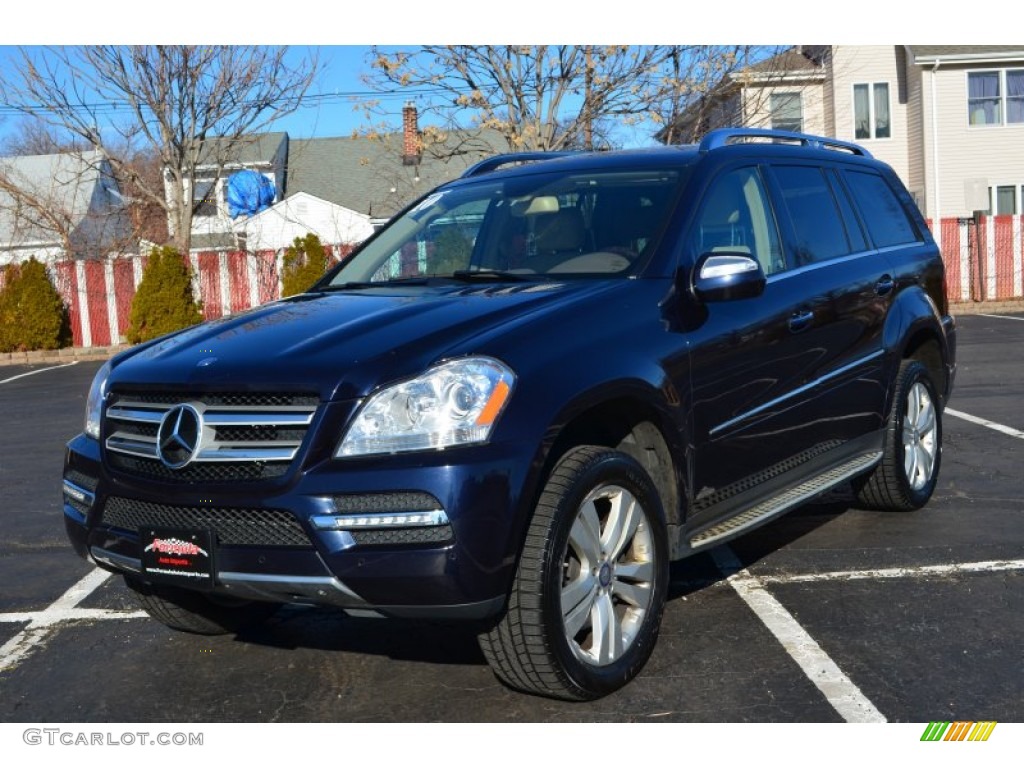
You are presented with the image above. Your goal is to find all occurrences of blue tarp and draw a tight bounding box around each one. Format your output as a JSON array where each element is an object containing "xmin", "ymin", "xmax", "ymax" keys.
[{"xmin": 226, "ymin": 170, "xmax": 276, "ymax": 218}]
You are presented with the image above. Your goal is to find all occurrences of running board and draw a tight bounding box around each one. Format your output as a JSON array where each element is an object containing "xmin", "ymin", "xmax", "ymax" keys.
[{"xmin": 688, "ymin": 451, "xmax": 882, "ymax": 550}]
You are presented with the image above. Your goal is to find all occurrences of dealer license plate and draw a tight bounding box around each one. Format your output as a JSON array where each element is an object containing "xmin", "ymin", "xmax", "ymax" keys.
[{"xmin": 140, "ymin": 527, "xmax": 215, "ymax": 590}]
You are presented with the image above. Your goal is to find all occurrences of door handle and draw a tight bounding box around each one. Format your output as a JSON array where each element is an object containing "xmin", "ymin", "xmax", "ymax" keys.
[
  {"xmin": 788, "ymin": 309, "xmax": 814, "ymax": 333},
  {"xmin": 875, "ymin": 274, "xmax": 895, "ymax": 296}
]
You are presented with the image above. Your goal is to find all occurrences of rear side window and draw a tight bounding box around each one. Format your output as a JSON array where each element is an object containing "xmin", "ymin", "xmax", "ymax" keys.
[
  {"xmin": 772, "ymin": 165, "xmax": 851, "ymax": 265},
  {"xmin": 842, "ymin": 170, "xmax": 920, "ymax": 248}
]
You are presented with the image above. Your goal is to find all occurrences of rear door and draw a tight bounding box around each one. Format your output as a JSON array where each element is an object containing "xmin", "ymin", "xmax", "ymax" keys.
[{"xmin": 685, "ymin": 159, "xmax": 894, "ymax": 523}]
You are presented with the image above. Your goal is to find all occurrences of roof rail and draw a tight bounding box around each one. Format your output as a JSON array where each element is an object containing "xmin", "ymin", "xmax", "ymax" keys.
[
  {"xmin": 699, "ymin": 128, "xmax": 872, "ymax": 158},
  {"xmin": 460, "ymin": 151, "xmax": 578, "ymax": 178}
]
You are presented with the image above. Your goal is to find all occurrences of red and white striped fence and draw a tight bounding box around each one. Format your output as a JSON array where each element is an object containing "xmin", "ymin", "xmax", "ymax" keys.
[
  {"xmin": 1, "ymin": 246, "xmax": 352, "ymax": 349},
  {"xmin": 935, "ymin": 215, "xmax": 1024, "ymax": 303},
  {"xmin": 3, "ymin": 218, "xmax": 1023, "ymax": 349}
]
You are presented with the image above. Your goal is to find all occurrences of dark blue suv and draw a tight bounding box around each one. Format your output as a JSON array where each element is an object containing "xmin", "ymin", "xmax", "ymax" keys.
[{"xmin": 63, "ymin": 128, "xmax": 956, "ymax": 700}]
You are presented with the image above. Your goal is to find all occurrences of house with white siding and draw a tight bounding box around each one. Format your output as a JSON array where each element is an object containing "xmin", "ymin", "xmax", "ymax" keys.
[
  {"xmin": 185, "ymin": 105, "xmax": 505, "ymax": 253},
  {"xmin": 0, "ymin": 150, "xmax": 132, "ymax": 266},
  {"xmin": 660, "ymin": 45, "xmax": 1024, "ymax": 223}
]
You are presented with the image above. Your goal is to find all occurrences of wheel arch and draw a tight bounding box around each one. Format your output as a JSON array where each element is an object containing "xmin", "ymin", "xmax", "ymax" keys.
[
  {"xmin": 538, "ymin": 389, "xmax": 686, "ymax": 531},
  {"xmin": 883, "ymin": 284, "xmax": 953, "ymax": 404}
]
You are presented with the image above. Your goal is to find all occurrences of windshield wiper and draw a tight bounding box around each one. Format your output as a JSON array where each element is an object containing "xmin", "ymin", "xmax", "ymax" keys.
[
  {"xmin": 320, "ymin": 277, "xmax": 431, "ymax": 291},
  {"xmin": 449, "ymin": 269, "xmax": 534, "ymax": 283}
]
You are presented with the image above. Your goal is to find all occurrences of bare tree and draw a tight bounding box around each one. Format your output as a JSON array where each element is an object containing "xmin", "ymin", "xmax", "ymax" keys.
[
  {"xmin": 652, "ymin": 46, "xmax": 831, "ymax": 144},
  {"xmin": 0, "ymin": 46, "xmax": 320, "ymax": 252},
  {"xmin": 364, "ymin": 46, "xmax": 678, "ymax": 152},
  {"xmin": 0, "ymin": 117, "xmax": 85, "ymax": 156},
  {"xmin": 362, "ymin": 46, "xmax": 784, "ymax": 153}
]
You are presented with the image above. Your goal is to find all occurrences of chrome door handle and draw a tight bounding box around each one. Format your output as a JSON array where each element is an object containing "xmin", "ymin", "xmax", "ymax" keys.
[{"xmin": 789, "ymin": 309, "xmax": 814, "ymax": 333}]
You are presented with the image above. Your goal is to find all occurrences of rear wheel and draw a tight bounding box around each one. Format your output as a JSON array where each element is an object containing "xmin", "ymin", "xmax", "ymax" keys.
[
  {"xmin": 478, "ymin": 446, "xmax": 668, "ymax": 700},
  {"xmin": 856, "ymin": 359, "xmax": 942, "ymax": 511},
  {"xmin": 125, "ymin": 577, "xmax": 279, "ymax": 635}
]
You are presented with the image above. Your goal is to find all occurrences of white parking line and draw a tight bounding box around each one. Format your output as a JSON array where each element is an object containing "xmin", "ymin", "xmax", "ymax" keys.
[
  {"xmin": 977, "ymin": 313, "xmax": 1024, "ymax": 321},
  {"xmin": 759, "ymin": 558, "xmax": 1024, "ymax": 584},
  {"xmin": 0, "ymin": 569, "xmax": 145, "ymax": 672},
  {"xmin": 0, "ymin": 360, "xmax": 78, "ymax": 385},
  {"xmin": 711, "ymin": 546, "xmax": 887, "ymax": 723},
  {"xmin": 946, "ymin": 408, "xmax": 1024, "ymax": 439}
]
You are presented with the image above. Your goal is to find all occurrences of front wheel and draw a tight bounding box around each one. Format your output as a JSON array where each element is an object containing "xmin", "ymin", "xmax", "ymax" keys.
[
  {"xmin": 478, "ymin": 446, "xmax": 669, "ymax": 700},
  {"xmin": 856, "ymin": 359, "xmax": 943, "ymax": 511}
]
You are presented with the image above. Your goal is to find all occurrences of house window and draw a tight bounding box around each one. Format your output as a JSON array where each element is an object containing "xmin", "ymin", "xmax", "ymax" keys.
[
  {"xmin": 988, "ymin": 185, "xmax": 1019, "ymax": 215},
  {"xmin": 969, "ymin": 72, "xmax": 1002, "ymax": 125},
  {"xmin": 193, "ymin": 178, "xmax": 219, "ymax": 217},
  {"xmin": 1008, "ymin": 70, "xmax": 1024, "ymax": 123},
  {"xmin": 968, "ymin": 70, "xmax": 1024, "ymax": 125},
  {"xmin": 854, "ymin": 83, "xmax": 891, "ymax": 139},
  {"xmin": 770, "ymin": 93, "xmax": 803, "ymax": 132}
]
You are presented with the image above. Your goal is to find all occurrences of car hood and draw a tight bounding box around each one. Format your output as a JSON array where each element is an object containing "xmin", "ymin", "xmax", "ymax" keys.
[{"xmin": 109, "ymin": 281, "xmax": 608, "ymax": 400}]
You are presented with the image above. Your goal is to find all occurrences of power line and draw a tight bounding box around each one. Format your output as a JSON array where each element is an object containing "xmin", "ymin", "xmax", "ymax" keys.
[{"xmin": 0, "ymin": 86, "xmax": 474, "ymax": 118}]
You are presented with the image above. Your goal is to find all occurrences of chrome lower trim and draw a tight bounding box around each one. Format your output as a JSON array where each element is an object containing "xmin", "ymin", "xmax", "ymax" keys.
[
  {"xmin": 91, "ymin": 546, "xmax": 142, "ymax": 574},
  {"xmin": 217, "ymin": 572, "xmax": 365, "ymax": 607},
  {"xmin": 688, "ymin": 450, "xmax": 882, "ymax": 549},
  {"xmin": 88, "ymin": 546, "xmax": 367, "ymax": 608},
  {"xmin": 711, "ymin": 350, "xmax": 886, "ymax": 437}
]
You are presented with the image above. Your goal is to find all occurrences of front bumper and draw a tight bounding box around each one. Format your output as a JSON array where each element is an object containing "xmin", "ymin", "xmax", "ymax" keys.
[{"xmin": 63, "ymin": 431, "xmax": 532, "ymax": 621}]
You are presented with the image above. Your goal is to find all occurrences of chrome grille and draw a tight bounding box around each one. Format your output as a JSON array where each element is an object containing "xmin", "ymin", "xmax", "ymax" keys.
[{"xmin": 104, "ymin": 391, "xmax": 319, "ymax": 483}]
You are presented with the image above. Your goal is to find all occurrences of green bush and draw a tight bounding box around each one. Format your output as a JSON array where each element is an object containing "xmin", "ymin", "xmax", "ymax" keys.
[
  {"xmin": 281, "ymin": 234, "xmax": 329, "ymax": 297},
  {"xmin": 0, "ymin": 258, "xmax": 71, "ymax": 353},
  {"xmin": 125, "ymin": 246, "xmax": 203, "ymax": 344}
]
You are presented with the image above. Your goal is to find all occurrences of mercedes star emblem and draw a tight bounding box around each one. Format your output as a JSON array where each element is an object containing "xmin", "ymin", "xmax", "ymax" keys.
[{"xmin": 156, "ymin": 404, "xmax": 203, "ymax": 469}]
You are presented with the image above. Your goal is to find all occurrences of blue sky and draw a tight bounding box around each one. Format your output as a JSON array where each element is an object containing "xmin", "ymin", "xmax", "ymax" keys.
[
  {"xmin": 0, "ymin": 46, "xmax": 397, "ymax": 147},
  {"xmin": 0, "ymin": 44, "xmax": 665, "ymax": 149},
  {"xmin": 0, "ymin": 4, "xmax": 993, "ymax": 151}
]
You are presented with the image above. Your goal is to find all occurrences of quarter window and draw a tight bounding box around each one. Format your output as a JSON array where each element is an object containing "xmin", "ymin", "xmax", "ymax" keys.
[
  {"xmin": 853, "ymin": 83, "xmax": 891, "ymax": 139},
  {"xmin": 843, "ymin": 171, "xmax": 920, "ymax": 248}
]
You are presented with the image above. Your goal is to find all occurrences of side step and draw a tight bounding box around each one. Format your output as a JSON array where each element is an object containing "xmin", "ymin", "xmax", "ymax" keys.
[{"xmin": 688, "ymin": 451, "xmax": 882, "ymax": 550}]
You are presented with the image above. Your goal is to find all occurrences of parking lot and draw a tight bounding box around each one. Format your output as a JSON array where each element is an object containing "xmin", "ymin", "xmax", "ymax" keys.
[{"xmin": 0, "ymin": 313, "xmax": 1021, "ymax": 723}]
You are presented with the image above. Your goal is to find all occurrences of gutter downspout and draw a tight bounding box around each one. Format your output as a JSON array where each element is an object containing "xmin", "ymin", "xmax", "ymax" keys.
[{"xmin": 930, "ymin": 60, "xmax": 942, "ymax": 252}]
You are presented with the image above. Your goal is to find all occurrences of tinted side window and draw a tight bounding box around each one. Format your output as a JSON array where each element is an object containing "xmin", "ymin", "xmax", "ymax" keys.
[
  {"xmin": 842, "ymin": 170, "xmax": 921, "ymax": 248},
  {"xmin": 772, "ymin": 165, "xmax": 851, "ymax": 265},
  {"xmin": 827, "ymin": 169, "xmax": 868, "ymax": 253},
  {"xmin": 694, "ymin": 167, "xmax": 785, "ymax": 275}
]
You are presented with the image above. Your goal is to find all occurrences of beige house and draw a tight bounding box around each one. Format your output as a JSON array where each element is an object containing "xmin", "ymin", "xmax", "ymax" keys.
[{"xmin": 663, "ymin": 45, "xmax": 1024, "ymax": 230}]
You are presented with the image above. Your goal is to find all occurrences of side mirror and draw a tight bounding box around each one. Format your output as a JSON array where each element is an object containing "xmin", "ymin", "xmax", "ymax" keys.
[{"xmin": 691, "ymin": 251, "xmax": 766, "ymax": 302}]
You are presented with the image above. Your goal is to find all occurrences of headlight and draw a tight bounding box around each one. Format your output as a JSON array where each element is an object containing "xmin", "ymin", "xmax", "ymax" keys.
[
  {"xmin": 337, "ymin": 357, "xmax": 515, "ymax": 457},
  {"xmin": 84, "ymin": 359, "xmax": 112, "ymax": 439}
]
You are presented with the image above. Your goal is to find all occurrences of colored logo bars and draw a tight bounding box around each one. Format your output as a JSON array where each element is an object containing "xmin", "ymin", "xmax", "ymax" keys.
[{"xmin": 921, "ymin": 721, "xmax": 997, "ymax": 742}]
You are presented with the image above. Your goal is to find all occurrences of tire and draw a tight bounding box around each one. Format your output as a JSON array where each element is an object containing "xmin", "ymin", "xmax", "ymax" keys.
[
  {"xmin": 124, "ymin": 577, "xmax": 279, "ymax": 635},
  {"xmin": 478, "ymin": 446, "xmax": 669, "ymax": 700},
  {"xmin": 856, "ymin": 359, "xmax": 942, "ymax": 511}
]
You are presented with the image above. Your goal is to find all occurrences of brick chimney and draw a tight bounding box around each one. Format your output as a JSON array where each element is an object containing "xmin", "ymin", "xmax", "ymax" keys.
[{"xmin": 402, "ymin": 101, "xmax": 421, "ymax": 166}]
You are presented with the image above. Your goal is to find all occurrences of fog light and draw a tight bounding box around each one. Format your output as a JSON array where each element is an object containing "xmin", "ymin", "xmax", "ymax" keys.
[
  {"xmin": 62, "ymin": 480, "xmax": 94, "ymax": 506},
  {"xmin": 311, "ymin": 509, "xmax": 449, "ymax": 531}
]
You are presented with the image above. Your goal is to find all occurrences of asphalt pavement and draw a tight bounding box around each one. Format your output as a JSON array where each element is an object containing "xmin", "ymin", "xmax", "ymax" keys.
[{"xmin": 0, "ymin": 314, "xmax": 1021, "ymax": 723}]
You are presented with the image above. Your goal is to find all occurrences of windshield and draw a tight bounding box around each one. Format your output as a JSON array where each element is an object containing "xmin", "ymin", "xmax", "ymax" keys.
[{"xmin": 326, "ymin": 167, "xmax": 684, "ymax": 286}]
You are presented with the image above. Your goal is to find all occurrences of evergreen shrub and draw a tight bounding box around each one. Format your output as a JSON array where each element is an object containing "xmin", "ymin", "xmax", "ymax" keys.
[
  {"xmin": 125, "ymin": 246, "xmax": 203, "ymax": 344},
  {"xmin": 0, "ymin": 258, "xmax": 71, "ymax": 352},
  {"xmin": 281, "ymin": 234, "xmax": 329, "ymax": 297}
]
